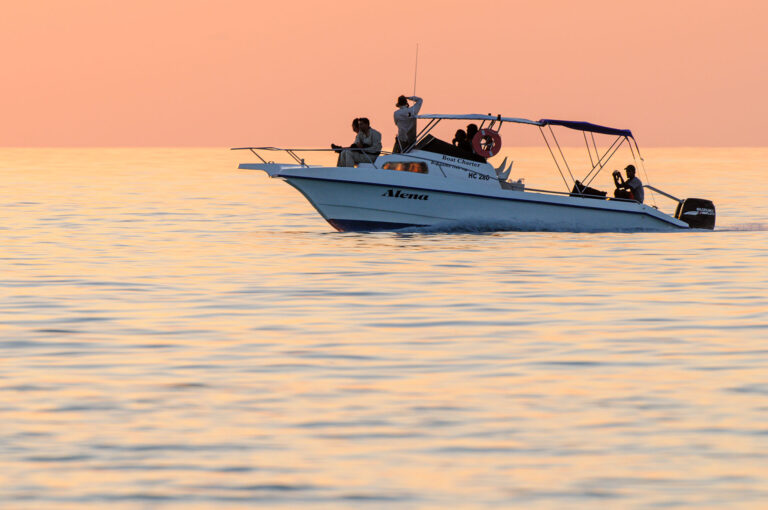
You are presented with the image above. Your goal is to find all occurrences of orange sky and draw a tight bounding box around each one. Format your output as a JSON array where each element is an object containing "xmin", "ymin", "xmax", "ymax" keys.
[{"xmin": 2, "ymin": 0, "xmax": 767, "ymax": 147}]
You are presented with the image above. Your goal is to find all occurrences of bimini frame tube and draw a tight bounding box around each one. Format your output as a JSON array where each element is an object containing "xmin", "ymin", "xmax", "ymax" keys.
[
  {"xmin": 583, "ymin": 136, "xmax": 621, "ymax": 184},
  {"xmin": 539, "ymin": 126, "xmax": 571, "ymax": 191},
  {"xmin": 583, "ymin": 136, "xmax": 626, "ymax": 188}
]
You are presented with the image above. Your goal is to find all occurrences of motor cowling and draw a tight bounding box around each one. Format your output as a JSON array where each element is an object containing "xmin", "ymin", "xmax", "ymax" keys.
[{"xmin": 675, "ymin": 198, "xmax": 716, "ymax": 229}]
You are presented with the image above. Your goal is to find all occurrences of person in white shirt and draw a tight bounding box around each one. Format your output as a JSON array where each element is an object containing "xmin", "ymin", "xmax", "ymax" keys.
[
  {"xmin": 339, "ymin": 118, "xmax": 382, "ymax": 167},
  {"xmin": 332, "ymin": 118, "xmax": 359, "ymax": 165},
  {"xmin": 613, "ymin": 164, "xmax": 644, "ymax": 203},
  {"xmin": 393, "ymin": 95, "xmax": 423, "ymax": 152}
]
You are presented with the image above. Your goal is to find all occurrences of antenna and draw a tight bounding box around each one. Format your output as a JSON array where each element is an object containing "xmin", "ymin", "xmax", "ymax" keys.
[{"xmin": 413, "ymin": 43, "xmax": 419, "ymax": 95}]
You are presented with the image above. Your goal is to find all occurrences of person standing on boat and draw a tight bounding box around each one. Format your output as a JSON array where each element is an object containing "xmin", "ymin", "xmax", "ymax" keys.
[
  {"xmin": 393, "ymin": 95, "xmax": 423, "ymax": 153},
  {"xmin": 339, "ymin": 117, "xmax": 382, "ymax": 167},
  {"xmin": 614, "ymin": 164, "xmax": 644, "ymax": 203}
]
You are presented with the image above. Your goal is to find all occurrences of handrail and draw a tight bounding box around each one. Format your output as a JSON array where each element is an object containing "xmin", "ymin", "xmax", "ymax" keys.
[
  {"xmin": 525, "ymin": 186, "xmax": 640, "ymax": 203},
  {"xmin": 644, "ymin": 185, "xmax": 682, "ymax": 203},
  {"xmin": 232, "ymin": 146, "xmax": 375, "ymax": 152},
  {"xmin": 232, "ymin": 146, "xmax": 384, "ymax": 168},
  {"xmin": 233, "ymin": 146, "xmax": 501, "ymax": 179}
]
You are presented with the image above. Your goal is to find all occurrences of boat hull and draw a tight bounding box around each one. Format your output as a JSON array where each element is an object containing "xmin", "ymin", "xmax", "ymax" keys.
[{"xmin": 285, "ymin": 175, "xmax": 687, "ymax": 232}]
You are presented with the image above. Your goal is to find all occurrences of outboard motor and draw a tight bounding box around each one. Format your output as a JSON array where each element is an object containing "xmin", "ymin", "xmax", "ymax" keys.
[{"xmin": 675, "ymin": 198, "xmax": 716, "ymax": 229}]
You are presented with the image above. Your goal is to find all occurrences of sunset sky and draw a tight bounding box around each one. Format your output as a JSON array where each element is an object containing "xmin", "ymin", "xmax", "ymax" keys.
[{"xmin": 2, "ymin": 0, "xmax": 766, "ymax": 147}]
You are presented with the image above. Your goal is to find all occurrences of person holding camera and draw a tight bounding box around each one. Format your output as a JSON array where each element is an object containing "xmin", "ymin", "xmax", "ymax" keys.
[{"xmin": 613, "ymin": 164, "xmax": 644, "ymax": 203}]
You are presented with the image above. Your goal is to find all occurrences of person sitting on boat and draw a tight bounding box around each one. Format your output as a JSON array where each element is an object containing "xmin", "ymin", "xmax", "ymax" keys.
[
  {"xmin": 452, "ymin": 129, "xmax": 473, "ymax": 153},
  {"xmin": 393, "ymin": 95, "xmax": 423, "ymax": 153},
  {"xmin": 332, "ymin": 118, "xmax": 360, "ymax": 165},
  {"xmin": 339, "ymin": 117, "xmax": 382, "ymax": 167},
  {"xmin": 613, "ymin": 164, "xmax": 644, "ymax": 203},
  {"xmin": 466, "ymin": 123, "xmax": 479, "ymax": 152},
  {"xmin": 332, "ymin": 118, "xmax": 359, "ymax": 151}
]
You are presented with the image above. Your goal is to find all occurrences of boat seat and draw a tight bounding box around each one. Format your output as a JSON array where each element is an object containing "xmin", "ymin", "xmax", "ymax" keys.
[{"xmin": 570, "ymin": 181, "xmax": 607, "ymax": 200}]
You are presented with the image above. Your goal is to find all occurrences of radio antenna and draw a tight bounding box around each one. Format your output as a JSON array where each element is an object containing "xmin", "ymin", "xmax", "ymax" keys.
[{"xmin": 413, "ymin": 43, "xmax": 419, "ymax": 95}]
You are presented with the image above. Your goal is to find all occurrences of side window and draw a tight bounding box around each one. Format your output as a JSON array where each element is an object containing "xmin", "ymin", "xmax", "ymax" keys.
[{"xmin": 381, "ymin": 162, "xmax": 428, "ymax": 174}]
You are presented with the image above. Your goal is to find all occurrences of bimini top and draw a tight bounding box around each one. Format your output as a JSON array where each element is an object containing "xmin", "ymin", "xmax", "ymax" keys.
[
  {"xmin": 539, "ymin": 119, "xmax": 633, "ymax": 138},
  {"xmin": 417, "ymin": 113, "xmax": 541, "ymax": 125},
  {"xmin": 417, "ymin": 114, "xmax": 633, "ymax": 138}
]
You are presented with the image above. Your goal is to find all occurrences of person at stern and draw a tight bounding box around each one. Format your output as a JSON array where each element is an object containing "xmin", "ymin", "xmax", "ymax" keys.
[
  {"xmin": 613, "ymin": 164, "xmax": 644, "ymax": 203},
  {"xmin": 393, "ymin": 95, "xmax": 423, "ymax": 153},
  {"xmin": 339, "ymin": 117, "xmax": 382, "ymax": 167}
]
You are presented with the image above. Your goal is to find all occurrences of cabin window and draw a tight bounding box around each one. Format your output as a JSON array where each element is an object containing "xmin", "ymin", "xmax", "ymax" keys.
[{"xmin": 381, "ymin": 161, "xmax": 428, "ymax": 174}]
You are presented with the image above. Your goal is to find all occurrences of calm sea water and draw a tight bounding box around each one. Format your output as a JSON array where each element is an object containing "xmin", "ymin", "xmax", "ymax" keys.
[{"xmin": 1, "ymin": 148, "xmax": 767, "ymax": 509}]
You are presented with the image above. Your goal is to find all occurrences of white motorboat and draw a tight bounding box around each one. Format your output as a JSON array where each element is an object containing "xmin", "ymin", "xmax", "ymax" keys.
[{"xmin": 234, "ymin": 114, "xmax": 715, "ymax": 232}]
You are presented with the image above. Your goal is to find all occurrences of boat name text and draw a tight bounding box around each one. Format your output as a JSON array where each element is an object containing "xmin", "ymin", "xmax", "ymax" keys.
[{"xmin": 381, "ymin": 189, "xmax": 429, "ymax": 200}]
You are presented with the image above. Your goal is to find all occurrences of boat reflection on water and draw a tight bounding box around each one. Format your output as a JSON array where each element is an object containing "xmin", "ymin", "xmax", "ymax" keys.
[{"xmin": 234, "ymin": 114, "xmax": 716, "ymax": 232}]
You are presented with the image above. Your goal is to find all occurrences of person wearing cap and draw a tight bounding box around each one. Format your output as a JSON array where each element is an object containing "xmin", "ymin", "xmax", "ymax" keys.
[
  {"xmin": 393, "ymin": 95, "xmax": 423, "ymax": 153},
  {"xmin": 613, "ymin": 164, "xmax": 644, "ymax": 203}
]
